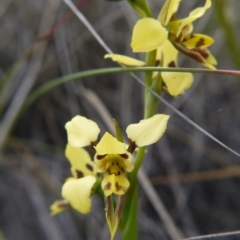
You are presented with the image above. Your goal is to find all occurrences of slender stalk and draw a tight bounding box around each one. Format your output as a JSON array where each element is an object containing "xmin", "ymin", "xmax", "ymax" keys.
[{"xmin": 23, "ymin": 66, "xmax": 240, "ymax": 112}]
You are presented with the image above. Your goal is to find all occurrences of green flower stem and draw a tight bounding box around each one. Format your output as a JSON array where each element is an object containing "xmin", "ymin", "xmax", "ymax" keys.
[
  {"xmin": 144, "ymin": 50, "xmax": 157, "ymax": 115},
  {"xmin": 145, "ymin": 50, "xmax": 157, "ymax": 88},
  {"xmin": 119, "ymin": 180, "xmax": 138, "ymax": 240},
  {"xmin": 122, "ymin": 48, "xmax": 161, "ymax": 240},
  {"xmin": 144, "ymin": 74, "xmax": 163, "ymax": 118}
]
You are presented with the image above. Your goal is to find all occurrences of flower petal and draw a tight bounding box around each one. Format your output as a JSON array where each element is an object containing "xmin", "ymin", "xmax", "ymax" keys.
[
  {"xmin": 65, "ymin": 144, "xmax": 96, "ymax": 178},
  {"xmin": 50, "ymin": 200, "xmax": 70, "ymax": 216},
  {"xmin": 131, "ymin": 18, "xmax": 168, "ymax": 52},
  {"xmin": 175, "ymin": 0, "xmax": 211, "ymax": 37},
  {"xmin": 95, "ymin": 132, "xmax": 126, "ymax": 155},
  {"xmin": 158, "ymin": 0, "xmax": 181, "ymax": 26},
  {"xmin": 126, "ymin": 114, "xmax": 170, "ymax": 147},
  {"xmin": 101, "ymin": 172, "xmax": 130, "ymax": 196},
  {"xmin": 162, "ymin": 72, "xmax": 193, "ymax": 96},
  {"xmin": 104, "ymin": 54, "xmax": 145, "ymax": 66},
  {"xmin": 62, "ymin": 176, "xmax": 96, "ymax": 214},
  {"xmin": 65, "ymin": 115, "xmax": 100, "ymax": 148},
  {"xmin": 182, "ymin": 34, "xmax": 214, "ymax": 49}
]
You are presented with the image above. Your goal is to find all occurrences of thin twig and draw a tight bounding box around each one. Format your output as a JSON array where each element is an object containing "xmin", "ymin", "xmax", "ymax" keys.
[
  {"xmin": 63, "ymin": 0, "xmax": 113, "ymax": 54},
  {"xmin": 181, "ymin": 230, "xmax": 240, "ymax": 240}
]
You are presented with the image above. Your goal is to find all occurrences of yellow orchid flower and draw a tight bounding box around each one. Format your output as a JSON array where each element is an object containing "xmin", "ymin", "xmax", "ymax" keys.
[
  {"xmin": 159, "ymin": 0, "xmax": 216, "ymax": 69},
  {"xmin": 105, "ymin": 0, "xmax": 216, "ymax": 96},
  {"xmin": 65, "ymin": 114, "xmax": 169, "ymax": 196},
  {"xmin": 50, "ymin": 145, "xmax": 96, "ymax": 215},
  {"xmin": 130, "ymin": 0, "xmax": 216, "ymax": 69}
]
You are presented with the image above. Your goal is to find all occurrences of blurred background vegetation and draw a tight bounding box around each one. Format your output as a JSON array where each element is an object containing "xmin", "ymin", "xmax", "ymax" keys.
[{"xmin": 0, "ymin": 0, "xmax": 240, "ymax": 239}]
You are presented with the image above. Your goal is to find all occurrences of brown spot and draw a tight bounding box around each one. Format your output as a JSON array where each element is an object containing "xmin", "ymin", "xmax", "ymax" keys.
[
  {"xmin": 155, "ymin": 60, "xmax": 160, "ymax": 66},
  {"xmin": 119, "ymin": 153, "xmax": 128, "ymax": 159},
  {"xmin": 195, "ymin": 38, "xmax": 205, "ymax": 48},
  {"xmin": 117, "ymin": 171, "xmax": 120, "ymax": 176},
  {"xmin": 56, "ymin": 200, "xmax": 70, "ymax": 209},
  {"xmin": 168, "ymin": 61, "xmax": 176, "ymax": 68},
  {"xmin": 96, "ymin": 154, "xmax": 107, "ymax": 160},
  {"xmin": 115, "ymin": 182, "xmax": 126, "ymax": 193},
  {"xmin": 127, "ymin": 139, "xmax": 137, "ymax": 153},
  {"xmin": 86, "ymin": 163, "xmax": 94, "ymax": 172},
  {"xmin": 76, "ymin": 170, "xmax": 84, "ymax": 178},
  {"xmin": 103, "ymin": 182, "xmax": 111, "ymax": 191}
]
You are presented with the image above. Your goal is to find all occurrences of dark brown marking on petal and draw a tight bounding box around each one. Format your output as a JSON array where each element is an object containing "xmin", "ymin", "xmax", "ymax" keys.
[
  {"xmin": 117, "ymin": 171, "xmax": 120, "ymax": 176},
  {"xmin": 115, "ymin": 182, "xmax": 126, "ymax": 193},
  {"xmin": 76, "ymin": 170, "xmax": 84, "ymax": 178},
  {"xmin": 86, "ymin": 163, "xmax": 94, "ymax": 172},
  {"xmin": 96, "ymin": 154, "xmax": 107, "ymax": 160},
  {"xmin": 127, "ymin": 139, "xmax": 137, "ymax": 153},
  {"xmin": 168, "ymin": 61, "xmax": 176, "ymax": 68},
  {"xmin": 119, "ymin": 153, "xmax": 129, "ymax": 159},
  {"xmin": 89, "ymin": 141, "xmax": 98, "ymax": 152},
  {"xmin": 55, "ymin": 200, "xmax": 70, "ymax": 209},
  {"xmin": 155, "ymin": 60, "xmax": 160, "ymax": 66},
  {"xmin": 195, "ymin": 38, "xmax": 205, "ymax": 48},
  {"xmin": 104, "ymin": 182, "xmax": 111, "ymax": 191}
]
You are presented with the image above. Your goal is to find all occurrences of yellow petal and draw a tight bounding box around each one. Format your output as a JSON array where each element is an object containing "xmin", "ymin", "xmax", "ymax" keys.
[
  {"xmin": 104, "ymin": 54, "xmax": 145, "ymax": 66},
  {"xmin": 95, "ymin": 132, "xmax": 126, "ymax": 155},
  {"xmin": 182, "ymin": 34, "xmax": 214, "ymax": 49},
  {"xmin": 62, "ymin": 176, "xmax": 96, "ymax": 214},
  {"xmin": 162, "ymin": 72, "xmax": 193, "ymax": 96},
  {"xmin": 50, "ymin": 200, "xmax": 69, "ymax": 216},
  {"xmin": 65, "ymin": 144, "xmax": 96, "ymax": 178},
  {"xmin": 203, "ymin": 49, "xmax": 217, "ymax": 66},
  {"xmin": 131, "ymin": 18, "xmax": 168, "ymax": 52},
  {"xmin": 176, "ymin": 0, "xmax": 211, "ymax": 37},
  {"xmin": 158, "ymin": 0, "xmax": 181, "ymax": 26},
  {"xmin": 157, "ymin": 40, "xmax": 178, "ymax": 67},
  {"xmin": 101, "ymin": 172, "xmax": 130, "ymax": 196},
  {"xmin": 65, "ymin": 115, "xmax": 100, "ymax": 148},
  {"xmin": 126, "ymin": 114, "xmax": 170, "ymax": 147}
]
